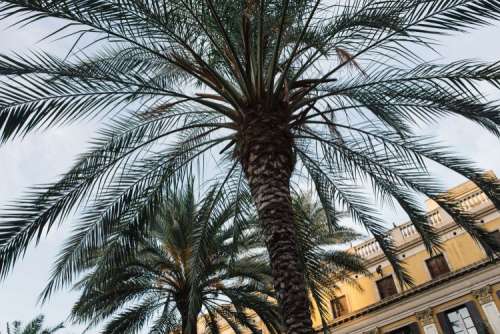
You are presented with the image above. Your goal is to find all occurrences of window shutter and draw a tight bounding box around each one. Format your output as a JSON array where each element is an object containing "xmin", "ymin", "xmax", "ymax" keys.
[
  {"xmin": 489, "ymin": 230, "xmax": 500, "ymax": 245},
  {"xmin": 330, "ymin": 296, "xmax": 348, "ymax": 318},
  {"xmin": 436, "ymin": 311, "xmax": 453, "ymax": 334},
  {"xmin": 464, "ymin": 301, "xmax": 489, "ymax": 334},
  {"xmin": 426, "ymin": 255, "xmax": 450, "ymax": 279},
  {"xmin": 376, "ymin": 276, "xmax": 398, "ymax": 299}
]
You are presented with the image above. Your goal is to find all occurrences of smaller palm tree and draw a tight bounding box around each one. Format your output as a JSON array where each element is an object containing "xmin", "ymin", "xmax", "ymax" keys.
[
  {"xmin": 69, "ymin": 182, "xmax": 282, "ymax": 334},
  {"xmin": 68, "ymin": 185, "xmax": 366, "ymax": 334},
  {"xmin": 289, "ymin": 192, "xmax": 368, "ymax": 331},
  {"xmin": 4, "ymin": 315, "xmax": 63, "ymax": 334}
]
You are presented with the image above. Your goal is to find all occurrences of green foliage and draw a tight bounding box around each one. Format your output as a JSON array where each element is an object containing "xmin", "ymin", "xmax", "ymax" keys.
[
  {"xmin": 3, "ymin": 315, "xmax": 63, "ymax": 334},
  {"xmin": 67, "ymin": 181, "xmax": 282, "ymax": 334},
  {"xmin": 58, "ymin": 184, "xmax": 366, "ymax": 334},
  {"xmin": 290, "ymin": 192, "xmax": 368, "ymax": 333},
  {"xmin": 0, "ymin": 0, "xmax": 500, "ymax": 295}
]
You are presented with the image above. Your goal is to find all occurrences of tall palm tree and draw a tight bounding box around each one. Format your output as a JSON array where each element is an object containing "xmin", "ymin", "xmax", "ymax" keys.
[
  {"xmin": 1, "ymin": 1, "xmax": 500, "ymax": 333},
  {"xmin": 3, "ymin": 315, "xmax": 63, "ymax": 334},
  {"xmin": 68, "ymin": 182, "xmax": 282, "ymax": 334}
]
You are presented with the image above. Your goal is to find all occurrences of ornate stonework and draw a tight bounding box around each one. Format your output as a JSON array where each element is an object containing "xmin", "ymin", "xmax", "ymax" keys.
[
  {"xmin": 472, "ymin": 285, "xmax": 493, "ymax": 304},
  {"xmin": 416, "ymin": 308, "xmax": 435, "ymax": 325}
]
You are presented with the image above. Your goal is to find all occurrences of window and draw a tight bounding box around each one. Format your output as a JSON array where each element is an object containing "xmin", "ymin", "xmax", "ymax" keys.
[
  {"xmin": 426, "ymin": 254, "xmax": 450, "ymax": 279},
  {"xmin": 489, "ymin": 230, "xmax": 500, "ymax": 246},
  {"xmin": 330, "ymin": 296, "xmax": 348, "ymax": 319},
  {"xmin": 386, "ymin": 323, "xmax": 420, "ymax": 334},
  {"xmin": 438, "ymin": 302, "xmax": 487, "ymax": 334},
  {"xmin": 446, "ymin": 306, "xmax": 478, "ymax": 334},
  {"xmin": 376, "ymin": 276, "xmax": 398, "ymax": 299}
]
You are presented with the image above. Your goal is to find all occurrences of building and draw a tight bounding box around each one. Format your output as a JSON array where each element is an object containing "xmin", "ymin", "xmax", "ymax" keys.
[{"xmin": 309, "ymin": 172, "xmax": 500, "ymax": 334}]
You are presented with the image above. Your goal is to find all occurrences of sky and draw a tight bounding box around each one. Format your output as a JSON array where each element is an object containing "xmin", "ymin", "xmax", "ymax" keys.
[{"xmin": 1, "ymin": 10, "xmax": 500, "ymax": 334}]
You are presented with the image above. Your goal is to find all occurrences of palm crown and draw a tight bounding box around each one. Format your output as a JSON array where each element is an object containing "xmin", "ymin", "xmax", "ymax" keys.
[
  {"xmin": 68, "ymin": 182, "xmax": 282, "ymax": 334},
  {"xmin": 1, "ymin": 1, "xmax": 500, "ymax": 333},
  {"xmin": 3, "ymin": 315, "xmax": 63, "ymax": 334}
]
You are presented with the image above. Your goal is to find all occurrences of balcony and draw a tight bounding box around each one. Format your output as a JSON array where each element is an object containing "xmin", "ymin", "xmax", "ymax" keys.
[{"xmin": 352, "ymin": 187, "xmax": 494, "ymax": 260}]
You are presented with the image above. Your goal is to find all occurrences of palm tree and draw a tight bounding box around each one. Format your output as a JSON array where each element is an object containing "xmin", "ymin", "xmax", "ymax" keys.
[
  {"xmin": 67, "ymin": 182, "xmax": 282, "ymax": 334},
  {"xmin": 1, "ymin": 1, "xmax": 500, "ymax": 333},
  {"xmin": 290, "ymin": 192, "xmax": 368, "ymax": 331},
  {"xmin": 3, "ymin": 315, "xmax": 63, "ymax": 334},
  {"xmin": 68, "ymin": 187, "xmax": 366, "ymax": 334}
]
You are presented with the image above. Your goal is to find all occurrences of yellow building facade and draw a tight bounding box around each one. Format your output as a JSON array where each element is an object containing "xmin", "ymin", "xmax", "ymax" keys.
[{"xmin": 309, "ymin": 172, "xmax": 500, "ymax": 334}]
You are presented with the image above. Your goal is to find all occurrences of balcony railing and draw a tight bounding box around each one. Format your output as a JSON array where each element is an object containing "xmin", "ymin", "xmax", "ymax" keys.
[
  {"xmin": 355, "ymin": 239, "xmax": 382, "ymax": 258},
  {"xmin": 353, "ymin": 189, "xmax": 492, "ymax": 259}
]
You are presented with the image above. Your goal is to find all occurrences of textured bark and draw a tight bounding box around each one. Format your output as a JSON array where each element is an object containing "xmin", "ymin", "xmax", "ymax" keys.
[
  {"xmin": 179, "ymin": 300, "xmax": 192, "ymax": 334},
  {"xmin": 180, "ymin": 309, "xmax": 198, "ymax": 334},
  {"xmin": 178, "ymin": 290, "xmax": 198, "ymax": 334},
  {"xmin": 238, "ymin": 107, "xmax": 313, "ymax": 334}
]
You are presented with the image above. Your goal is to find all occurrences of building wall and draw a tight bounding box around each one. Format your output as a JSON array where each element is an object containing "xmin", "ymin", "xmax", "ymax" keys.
[
  {"xmin": 317, "ymin": 215, "xmax": 500, "ymax": 327},
  {"xmin": 310, "ymin": 174, "xmax": 500, "ymax": 333}
]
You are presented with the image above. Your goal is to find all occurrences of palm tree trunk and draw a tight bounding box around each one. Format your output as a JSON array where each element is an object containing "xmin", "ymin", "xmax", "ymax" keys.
[
  {"xmin": 179, "ymin": 297, "xmax": 197, "ymax": 334},
  {"xmin": 239, "ymin": 109, "xmax": 313, "ymax": 334}
]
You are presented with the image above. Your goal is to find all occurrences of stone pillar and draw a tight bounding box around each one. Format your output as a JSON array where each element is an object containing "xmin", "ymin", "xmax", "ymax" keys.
[
  {"xmin": 472, "ymin": 286, "xmax": 500, "ymax": 334},
  {"xmin": 416, "ymin": 309, "xmax": 439, "ymax": 334}
]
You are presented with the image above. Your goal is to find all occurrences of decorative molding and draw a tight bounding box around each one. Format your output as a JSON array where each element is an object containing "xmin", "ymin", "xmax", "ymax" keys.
[
  {"xmin": 416, "ymin": 308, "xmax": 435, "ymax": 326},
  {"xmin": 362, "ymin": 329, "xmax": 378, "ymax": 334},
  {"xmin": 472, "ymin": 285, "xmax": 493, "ymax": 304}
]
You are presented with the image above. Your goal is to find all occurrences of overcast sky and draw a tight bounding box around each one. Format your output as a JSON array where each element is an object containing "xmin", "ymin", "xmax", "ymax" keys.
[{"xmin": 1, "ymin": 12, "xmax": 500, "ymax": 334}]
